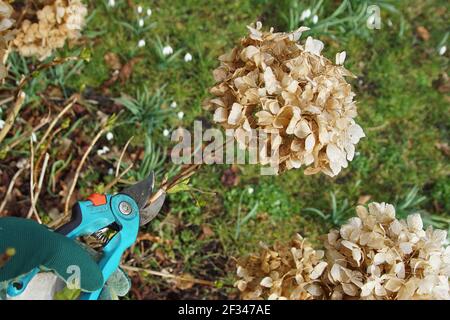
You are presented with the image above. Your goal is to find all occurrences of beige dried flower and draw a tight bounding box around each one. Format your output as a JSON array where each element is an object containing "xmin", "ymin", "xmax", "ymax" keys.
[
  {"xmin": 235, "ymin": 234, "xmax": 328, "ymax": 300},
  {"xmin": 236, "ymin": 202, "xmax": 450, "ymax": 300},
  {"xmin": 205, "ymin": 22, "xmax": 364, "ymax": 176},
  {"xmin": 325, "ymin": 202, "xmax": 450, "ymax": 300},
  {"xmin": 12, "ymin": 0, "xmax": 87, "ymax": 60},
  {"xmin": 0, "ymin": 0, "xmax": 15, "ymax": 80}
]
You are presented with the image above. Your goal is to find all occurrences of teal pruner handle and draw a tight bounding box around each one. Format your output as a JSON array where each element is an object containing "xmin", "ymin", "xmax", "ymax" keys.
[
  {"xmin": 6, "ymin": 267, "xmax": 39, "ymax": 297},
  {"xmin": 7, "ymin": 193, "xmax": 139, "ymax": 300}
]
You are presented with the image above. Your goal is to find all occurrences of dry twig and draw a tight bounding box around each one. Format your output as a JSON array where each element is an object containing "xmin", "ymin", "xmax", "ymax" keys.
[
  {"xmin": 104, "ymin": 163, "xmax": 134, "ymax": 193},
  {"xmin": 116, "ymin": 136, "xmax": 134, "ymax": 177},
  {"xmin": 36, "ymin": 96, "xmax": 77, "ymax": 149},
  {"xmin": 0, "ymin": 165, "xmax": 28, "ymax": 214},
  {"xmin": 49, "ymin": 123, "xmax": 108, "ymax": 228},
  {"xmin": 27, "ymin": 152, "xmax": 49, "ymax": 223},
  {"xmin": 121, "ymin": 265, "xmax": 220, "ymax": 287},
  {"xmin": 0, "ymin": 91, "xmax": 26, "ymax": 145}
]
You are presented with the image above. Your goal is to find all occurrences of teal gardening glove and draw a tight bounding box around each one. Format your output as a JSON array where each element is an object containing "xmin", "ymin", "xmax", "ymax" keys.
[{"xmin": 0, "ymin": 217, "xmax": 104, "ymax": 299}]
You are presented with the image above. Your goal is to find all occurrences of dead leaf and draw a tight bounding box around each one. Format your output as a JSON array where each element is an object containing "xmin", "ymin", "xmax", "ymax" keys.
[
  {"xmin": 221, "ymin": 165, "xmax": 240, "ymax": 187},
  {"xmin": 101, "ymin": 57, "xmax": 141, "ymax": 89},
  {"xmin": 416, "ymin": 26, "xmax": 430, "ymax": 41},
  {"xmin": 358, "ymin": 195, "xmax": 372, "ymax": 205},
  {"xmin": 433, "ymin": 73, "xmax": 450, "ymax": 94},
  {"xmin": 119, "ymin": 57, "xmax": 141, "ymax": 84},
  {"xmin": 173, "ymin": 273, "xmax": 195, "ymax": 290},
  {"xmin": 200, "ymin": 224, "xmax": 214, "ymax": 239},
  {"xmin": 154, "ymin": 248, "xmax": 166, "ymax": 262},
  {"xmin": 435, "ymin": 142, "xmax": 450, "ymax": 157},
  {"xmin": 104, "ymin": 52, "xmax": 122, "ymax": 70}
]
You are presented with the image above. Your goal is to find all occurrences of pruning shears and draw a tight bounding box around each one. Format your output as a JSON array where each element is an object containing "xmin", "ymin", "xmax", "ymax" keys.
[{"xmin": 6, "ymin": 172, "xmax": 166, "ymax": 300}]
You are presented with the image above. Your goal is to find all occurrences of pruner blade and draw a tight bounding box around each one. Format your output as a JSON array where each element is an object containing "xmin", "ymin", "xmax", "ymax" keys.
[
  {"xmin": 139, "ymin": 190, "xmax": 166, "ymax": 226},
  {"xmin": 121, "ymin": 172, "xmax": 155, "ymax": 210}
]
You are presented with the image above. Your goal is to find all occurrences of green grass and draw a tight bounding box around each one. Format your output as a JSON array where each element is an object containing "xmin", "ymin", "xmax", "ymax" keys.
[{"xmin": 5, "ymin": 0, "xmax": 448, "ymax": 299}]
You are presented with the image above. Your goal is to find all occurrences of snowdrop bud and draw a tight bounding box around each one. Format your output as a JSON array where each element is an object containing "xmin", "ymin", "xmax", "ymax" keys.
[
  {"xmin": 16, "ymin": 158, "xmax": 28, "ymax": 169},
  {"xmin": 439, "ymin": 45, "xmax": 447, "ymax": 56},
  {"xmin": 300, "ymin": 8, "xmax": 311, "ymax": 21},
  {"xmin": 170, "ymin": 101, "xmax": 177, "ymax": 108},
  {"xmin": 184, "ymin": 52, "xmax": 193, "ymax": 62},
  {"xmin": 163, "ymin": 129, "xmax": 170, "ymax": 137},
  {"xmin": 137, "ymin": 6, "xmax": 143, "ymax": 14},
  {"xmin": 162, "ymin": 45, "xmax": 173, "ymax": 56},
  {"xmin": 97, "ymin": 146, "xmax": 110, "ymax": 156},
  {"xmin": 312, "ymin": 15, "xmax": 318, "ymax": 24},
  {"xmin": 247, "ymin": 187, "xmax": 254, "ymax": 195},
  {"xmin": 108, "ymin": 168, "xmax": 114, "ymax": 175},
  {"xmin": 0, "ymin": 119, "xmax": 4, "ymax": 130},
  {"xmin": 31, "ymin": 133, "xmax": 37, "ymax": 143},
  {"xmin": 138, "ymin": 39, "xmax": 146, "ymax": 47},
  {"xmin": 177, "ymin": 111, "xmax": 184, "ymax": 120},
  {"xmin": 138, "ymin": 18, "xmax": 144, "ymax": 27},
  {"xmin": 108, "ymin": 0, "xmax": 115, "ymax": 7},
  {"xmin": 106, "ymin": 132, "xmax": 114, "ymax": 141},
  {"xmin": 147, "ymin": 8, "xmax": 152, "ymax": 16}
]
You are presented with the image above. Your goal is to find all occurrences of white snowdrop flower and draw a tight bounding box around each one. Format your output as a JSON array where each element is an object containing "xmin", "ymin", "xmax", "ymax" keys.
[
  {"xmin": 184, "ymin": 52, "xmax": 193, "ymax": 62},
  {"xmin": 16, "ymin": 158, "xmax": 28, "ymax": 169},
  {"xmin": 137, "ymin": 6, "xmax": 143, "ymax": 14},
  {"xmin": 108, "ymin": 0, "xmax": 115, "ymax": 7},
  {"xmin": 170, "ymin": 101, "xmax": 177, "ymax": 108},
  {"xmin": 247, "ymin": 187, "xmax": 254, "ymax": 195},
  {"xmin": 163, "ymin": 129, "xmax": 170, "ymax": 137},
  {"xmin": 31, "ymin": 132, "xmax": 37, "ymax": 143},
  {"xmin": 162, "ymin": 45, "xmax": 173, "ymax": 56},
  {"xmin": 138, "ymin": 39, "xmax": 146, "ymax": 47},
  {"xmin": 106, "ymin": 132, "xmax": 114, "ymax": 141},
  {"xmin": 138, "ymin": 18, "xmax": 144, "ymax": 27},
  {"xmin": 147, "ymin": 8, "xmax": 152, "ymax": 16},
  {"xmin": 300, "ymin": 8, "xmax": 311, "ymax": 21},
  {"xmin": 367, "ymin": 15, "xmax": 375, "ymax": 27},
  {"xmin": 0, "ymin": 119, "xmax": 4, "ymax": 130},
  {"xmin": 108, "ymin": 168, "xmax": 114, "ymax": 175},
  {"xmin": 439, "ymin": 45, "xmax": 447, "ymax": 56},
  {"xmin": 177, "ymin": 111, "xmax": 184, "ymax": 120},
  {"xmin": 312, "ymin": 15, "xmax": 318, "ymax": 24},
  {"xmin": 97, "ymin": 146, "xmax": 110, "ymax": 156}
]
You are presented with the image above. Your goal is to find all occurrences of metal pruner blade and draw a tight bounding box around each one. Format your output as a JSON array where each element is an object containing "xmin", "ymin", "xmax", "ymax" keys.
[
  {"xmin": 121, "ymin": 172, "xmax": 155, "ymax": 210},
  {"xmin": 139, "ymin": 189, "xmax": 166, "ymax": 226}
]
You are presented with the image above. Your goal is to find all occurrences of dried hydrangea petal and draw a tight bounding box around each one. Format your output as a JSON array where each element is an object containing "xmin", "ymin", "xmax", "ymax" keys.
[
  {"xmin": 205, "ymin": 21, "xmax": 364, "ymax": 176},
  {"xmin": 0, "ymin": 0, "xmax": 14, "ymax": 81},
  {"xmin": 237, "ymin": 201, "xmax": 450, "ymax": 300},
  {"xmin": 12, "ymin": 0, "xmax": 87, "ymax": 61}
]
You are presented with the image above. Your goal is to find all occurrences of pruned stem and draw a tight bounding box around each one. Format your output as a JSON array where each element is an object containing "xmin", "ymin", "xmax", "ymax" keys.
[
  {"xmin": 0, "ymin": 91, "xmax": 26, "ymax": 145},
  {"xmin": 36, "ymin": 96, "xmax": 77, "ymax": 149},
  {"xmin": 49, "ymin": 123, "xmax": 108, "ymax": 228},
  {"xmin": 27, "ymin": 152, "xmax": 49, "ymax": 223},
  {"xmin": 104, "ymin": 163, "xmax": 134, "ymax": 193},
  {"xmin": 121, "ymin": 265, "xmax": 219, "ymax": 287},
  {"xmin": 0, "ymin": 165, "xmax": 28, "ymax": 215},
  {"xmin": 116, "ymin": 136, "xmax": 134, "ymax": 177}
]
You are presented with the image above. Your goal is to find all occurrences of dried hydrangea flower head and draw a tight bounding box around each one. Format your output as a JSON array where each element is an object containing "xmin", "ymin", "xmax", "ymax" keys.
[
  {"xmin": 205, "ymin": 22, "xmax": 365, "ymax": 176},
  {"xmin": 325, "ymin": 202, "xmax": 450, "ymax": 300},
  {"xmin": 236, "ymin": 202, "xmax": 449, "ymax": 300},
  {"xmin": 12, "ymin": 0, "xmax": 87, "ymax": 60},
  {"xmin": 235, "ymin": 234, "xmax": 328, "ymax": 300},
  {"xmin": 0, "ymin": 0, "xmax": 14, "ymax": 80}
]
